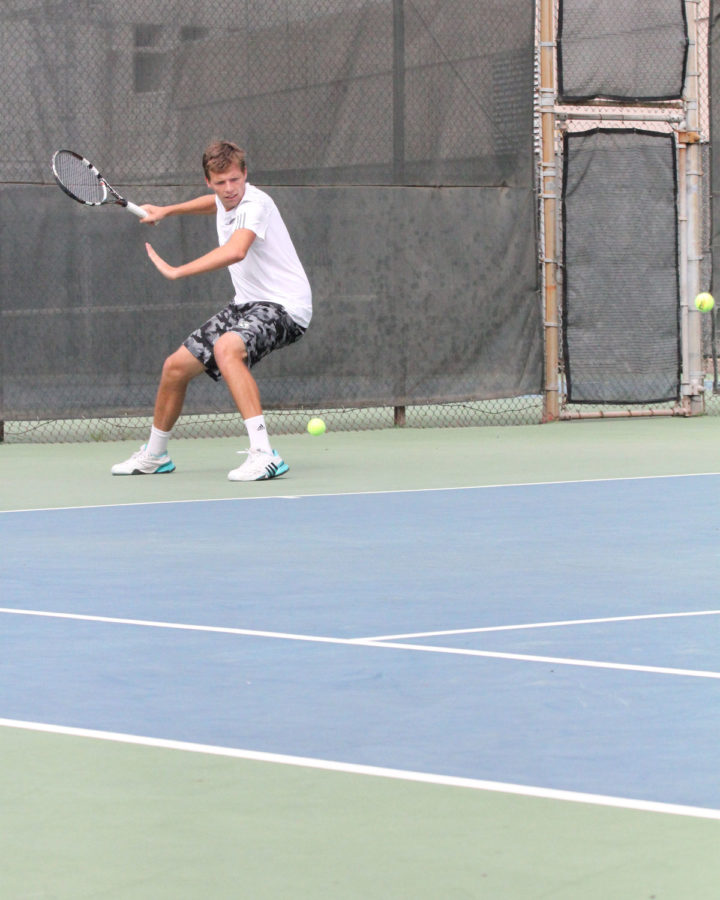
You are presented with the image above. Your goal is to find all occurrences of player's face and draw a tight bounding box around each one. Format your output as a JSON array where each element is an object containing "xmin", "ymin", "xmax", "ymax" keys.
[{"xmin": 206, "ymin": 164, "xmax": 247, "ymax": 210}]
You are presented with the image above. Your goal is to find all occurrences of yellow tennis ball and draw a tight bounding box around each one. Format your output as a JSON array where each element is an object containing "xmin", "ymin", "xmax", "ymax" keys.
[
  {"xmin": 307, "ymin": 417, "xmax": 326, "ymax": 436},
  {"xmin": 695, "ymin": 292, "xmax": 715, "ymax": 312}
]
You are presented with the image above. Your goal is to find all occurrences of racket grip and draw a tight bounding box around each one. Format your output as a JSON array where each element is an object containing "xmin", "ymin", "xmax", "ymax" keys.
[{"xmin": 126, "ymin": 201, "xmax": 148, "ymax": 218}]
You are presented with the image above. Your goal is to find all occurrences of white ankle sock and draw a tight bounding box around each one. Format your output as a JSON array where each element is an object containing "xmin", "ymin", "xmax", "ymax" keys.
[
  {"xmin": 244, "ymin": 415, "xmax": 272, "ymax": 453},
  {"xmin": 147, "ymin": 425, "xmax": 171, "ymax": 457}
]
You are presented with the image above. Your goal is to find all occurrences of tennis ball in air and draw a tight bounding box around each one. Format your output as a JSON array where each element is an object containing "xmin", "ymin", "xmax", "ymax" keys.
[
  {"xmin": 307, "ymin": 417, "xmax": 326, "ymax": 436},
  {"xmin": 695, "ymin": 292, "xmax": 715, "ymax": 312}
]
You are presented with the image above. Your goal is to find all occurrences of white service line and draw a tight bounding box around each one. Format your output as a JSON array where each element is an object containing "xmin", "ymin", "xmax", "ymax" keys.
[
  {"xmin": 355, "ymin": 639, "xmax": 720, "ymax": 679},
  {"xmin": 1, "ymin": 606, "xmax": 719, "ymax": 679},
  {"xmin": 366, "ymin": 609, "xmax": 720, "ymax": 641},
  {"xmin": 0, "ymin": 607, "xmax": 354, "ymax": 646}
]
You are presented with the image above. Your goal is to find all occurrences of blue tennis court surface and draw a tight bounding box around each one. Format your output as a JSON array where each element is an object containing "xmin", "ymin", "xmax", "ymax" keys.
[{"xmin": 2, "ymin": 475, "xmax": 719, "ymax": 814}]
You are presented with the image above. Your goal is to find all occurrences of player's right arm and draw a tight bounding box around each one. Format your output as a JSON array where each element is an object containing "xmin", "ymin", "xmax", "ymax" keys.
[{"xmin": 139, "ymin": 193, "xmax": 216, "ymax": 225}]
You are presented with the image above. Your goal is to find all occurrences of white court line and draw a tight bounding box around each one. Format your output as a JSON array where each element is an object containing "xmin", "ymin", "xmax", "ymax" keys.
[
  {"xmin": 354, "ymin": 640, "xmax": 720, "ymax": 679},
  {"xmin": 1, "ymin": 606, "xmax": 719, "ymax": 680},
  {"xmin": 0, "ymin": 607, "xmax": 352, "ymax": 647},
  {"xmin": 367, "ymin": 610, "xmax": 720, "ymax": 642},
  {"xmin": 0, "ymin": 717, "xmax": 718, "ymax": 821},
  {"xmin": 1, "ymin": 470, "xmax": 719, "ymax": 514}
]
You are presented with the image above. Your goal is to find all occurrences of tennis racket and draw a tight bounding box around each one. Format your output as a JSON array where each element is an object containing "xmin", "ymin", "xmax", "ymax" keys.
[{"xmin": 51, "ymin": 149, "xmax": 148, "ymax": 218}]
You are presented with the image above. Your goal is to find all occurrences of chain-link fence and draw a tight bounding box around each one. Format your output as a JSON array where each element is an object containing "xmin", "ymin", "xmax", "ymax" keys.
[
  {"xmin": 562, "ymin": 129, "xmax": 681, "ymax": 405},
  {"xmin": 558, "ymin": 1, "xmax": 688, "ymax": 102},
  {"xmin": 0, "ymin": 0, "xmax": 542, "ymax": 442},
  {"xmin": 4, "ymin": 1, "xmax": 720, "ymax": 442},
  {"xmin": 549, "ymin": 0, "xmax": 719, "ymax": 419}
]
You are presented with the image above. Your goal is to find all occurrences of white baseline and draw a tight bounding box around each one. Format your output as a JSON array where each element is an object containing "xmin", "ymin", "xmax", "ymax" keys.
[
  {"xmin": 1, "ymin": 470, "xmax": 719, "ymax": 514},
  {"xmin": 0, "ymin": 717, "xmax": 718, "ymax": 821}
]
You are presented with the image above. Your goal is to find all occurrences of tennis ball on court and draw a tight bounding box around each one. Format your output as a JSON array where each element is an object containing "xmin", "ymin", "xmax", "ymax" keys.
[
  {"xmin": 307, "ymin": 417, "xmax": 326, "ymax": 436},
  {"xmin": 695, "ymin": 292, "xmax": 715, "ymax": 312}
]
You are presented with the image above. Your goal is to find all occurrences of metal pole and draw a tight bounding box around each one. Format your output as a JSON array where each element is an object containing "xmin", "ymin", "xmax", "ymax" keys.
[
  {"xmin": 678, "ymin": 136, "xmax": 691, "ymax": 410},
  {"xmin": 540, "ymin": 0, "xmax": 559, "ymax": 421},
  {"xmin": 556, "ymin": 111, "xmax": 684, "ymax": 123},
  {"xmin": 392, "ymin": 0, "xmax": 406, "ymax": 185},
  {"xmin": 393, "ymin": 0, "xmax": 406, "ymax": 425},
  {"xmin": 684, "ymin": 0, "xmax": 705, "ymax": 413}
]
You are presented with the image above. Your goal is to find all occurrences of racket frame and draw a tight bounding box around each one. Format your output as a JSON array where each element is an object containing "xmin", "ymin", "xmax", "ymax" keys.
[{"xmin": 51, "ymin": 150, "xmax": 147, "ymax": 218}]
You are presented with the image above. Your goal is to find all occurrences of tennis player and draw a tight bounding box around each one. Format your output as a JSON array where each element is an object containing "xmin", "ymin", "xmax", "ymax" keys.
[{"xmin": 112, "ymin": 140, "xmax": 311, "ymax": 481}]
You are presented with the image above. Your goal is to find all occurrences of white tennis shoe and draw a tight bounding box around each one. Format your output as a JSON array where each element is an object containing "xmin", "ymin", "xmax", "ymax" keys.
[
  {"xmin": 111, "ymin": 445, "xmax": 176, "ymax": 475},
  {"xmin": 228, "ymin": 449, "xmax": 289, "ymax": 481}
]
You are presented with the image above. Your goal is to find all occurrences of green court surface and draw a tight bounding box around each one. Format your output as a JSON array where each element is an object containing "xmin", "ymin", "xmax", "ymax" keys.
[
  {"xmin": 2, "ymin": 417, "xmax": 720, "ymax": 899},
  {"xmin": 3, "ymin": 415, "xmax": 720, "ymax": 511},
  {"xmin": 2, "ymin": 725, "xmax": 717, "ymax": 900}
]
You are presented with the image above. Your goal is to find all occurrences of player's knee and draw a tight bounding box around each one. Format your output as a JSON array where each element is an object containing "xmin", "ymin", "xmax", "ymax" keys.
[
  {"xmin": 214, "ymin": 332, "xmax": 248, "ymax": 365},
  {"xmin": 161, "ymin": 350, "xmax": 192, "ymax": 384}
]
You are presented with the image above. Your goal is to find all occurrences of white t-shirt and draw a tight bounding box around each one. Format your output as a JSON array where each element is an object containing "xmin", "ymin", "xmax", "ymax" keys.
[{"xmin": 216, "ymin": 184, "xmax": 312, "ymax": 328}]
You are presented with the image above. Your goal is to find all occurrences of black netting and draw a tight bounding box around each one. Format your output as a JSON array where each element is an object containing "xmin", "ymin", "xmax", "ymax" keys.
[
  {"xmin": 562, "ymin": 130, "xmax": 680, "ymax": 404},
  {"xmin": 0, "ymin": 0, "xmax": 541, "ymax": 440},
  {"xmin": 558, "ymin": 0, "xmax": 688, "ymax": 102},
  {"xmin": 1, "ymin": 0, "xmax": 534, "ymax": 188}
]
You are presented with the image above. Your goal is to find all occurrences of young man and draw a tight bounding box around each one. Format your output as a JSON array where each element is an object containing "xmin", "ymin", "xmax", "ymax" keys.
[{"xmin": 112, "ymin": 140, "xmax": 312, "ymax": 481}]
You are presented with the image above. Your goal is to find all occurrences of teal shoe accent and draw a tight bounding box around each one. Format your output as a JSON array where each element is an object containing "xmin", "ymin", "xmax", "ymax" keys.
[{"xmin": 269, "ymin": 450, "xmax": 289, "ymax": 478}]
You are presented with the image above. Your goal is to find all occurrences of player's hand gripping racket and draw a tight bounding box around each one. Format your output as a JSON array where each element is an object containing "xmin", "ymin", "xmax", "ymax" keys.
[{"xmin": 51, "ymin": 150, "xmax": 148, "ymax": 218}]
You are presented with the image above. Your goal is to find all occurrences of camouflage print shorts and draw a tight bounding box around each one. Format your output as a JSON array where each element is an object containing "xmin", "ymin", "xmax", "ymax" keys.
[{"xmin": 183, "ymin": 301, "xmax": 306, "ymax": 381}]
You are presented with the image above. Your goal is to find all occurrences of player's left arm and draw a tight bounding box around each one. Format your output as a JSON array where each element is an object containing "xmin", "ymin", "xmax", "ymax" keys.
[{"xmin": 145, "ymin": 228, "xmax": 257, "ymax": 281}]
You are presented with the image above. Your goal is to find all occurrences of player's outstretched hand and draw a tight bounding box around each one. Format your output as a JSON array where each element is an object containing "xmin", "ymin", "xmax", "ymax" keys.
[{"xmin": 145, "ymin": 243, "xmax": 179, "ymax": 280}]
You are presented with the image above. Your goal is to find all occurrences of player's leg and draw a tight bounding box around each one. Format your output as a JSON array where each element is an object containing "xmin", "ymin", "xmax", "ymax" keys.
[
  {"xmin": 218, "ymin": 303, "xmax": 306, "ymax": 482},
  {"xmin": 153, "ymin": 346, "xmax": 206, "ymax": 432},
  {"xmin": 212, "ymin": 332, "xmax": 263, "ymax": 421},
  {"xmin": 214, "ymin": 331, "xmax": 289, "ymax": 482},
  {"xmin": 111, "ymin": 347, "xmax": 204, "ymax": 475},
  {"xmin": 113, "ymin": 304, "xmax": 238, "ymax": 475}
]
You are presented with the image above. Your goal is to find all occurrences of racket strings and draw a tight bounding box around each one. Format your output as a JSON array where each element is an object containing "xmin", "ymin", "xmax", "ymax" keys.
[{"xmin": 55, "ymin": 153, "xmax": 106, "ymax": 204}]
